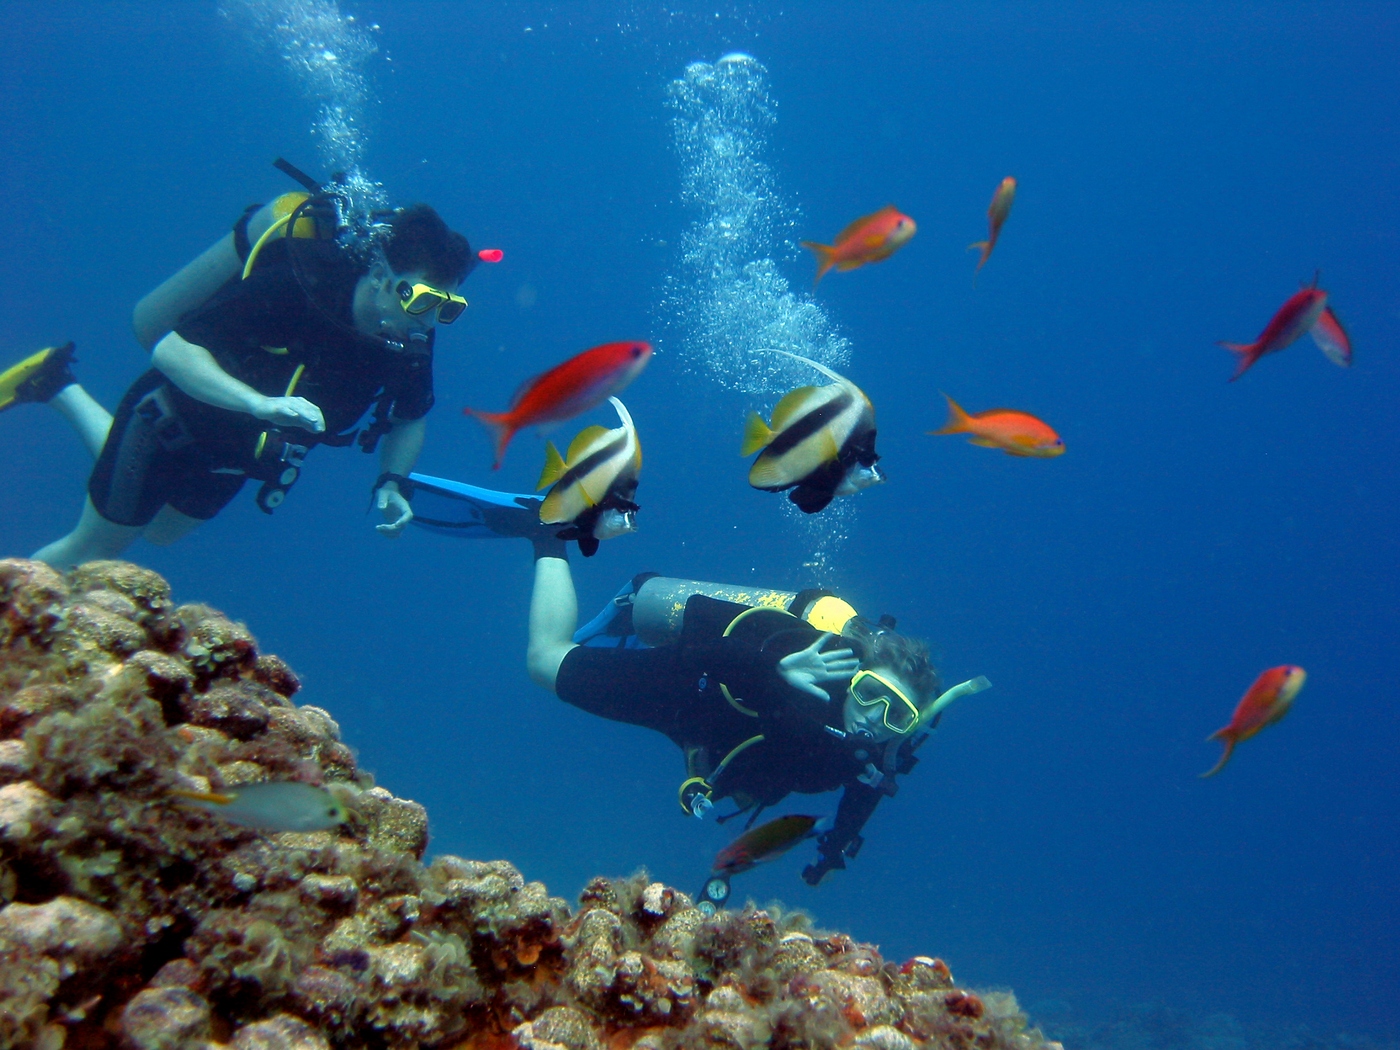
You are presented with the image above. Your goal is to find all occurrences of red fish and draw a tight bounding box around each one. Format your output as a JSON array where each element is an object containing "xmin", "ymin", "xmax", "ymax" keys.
[
  {"xmin": 969, "ymin": 176, "xmax": 1016, "ymax": 276},
  {"xmin": 1201, "ymin": 665, "xmax": 1307, "ymax": 778},
  {"xmin": 801, "ymin": 205, "xmax": 916, "ymax": 285},
  {"xmin": 1310, "ymin": 306, "xmax": 1351, "ymax": 368},
  {"xmin": 713, "ymin": 814, "xmax": 829, "ymax": 877},
  {"xmin": 1219, "ymin": 280, "xmax": 1328, "ymax": 381},
  {"xmin": 477, "ymin": 249, "xmax": 504, "ymax": 263},
  {"xmin": 929, "ymin": 394, "xmax": 1064, "ymax": 458},
  {"xmin": 466, "ymin": 341, "xmax": 652, "ymax": 468}
]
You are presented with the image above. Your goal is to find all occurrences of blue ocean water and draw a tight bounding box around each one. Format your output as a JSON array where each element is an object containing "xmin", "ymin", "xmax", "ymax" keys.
[{"xmin": 2, "ymin": 2, "xmax": 1397, "ymax": 1045}]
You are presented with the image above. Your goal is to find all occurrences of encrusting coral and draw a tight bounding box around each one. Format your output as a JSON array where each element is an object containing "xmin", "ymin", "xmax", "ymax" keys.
[{"xmin": 0, "ymin": 558, "xmax": 1063, "ymax": 1050}]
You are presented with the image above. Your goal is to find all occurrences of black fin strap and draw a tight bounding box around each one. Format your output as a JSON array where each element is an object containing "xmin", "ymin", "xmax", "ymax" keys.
[
  {"xmin": 232, "ymin": 203, "xmax": 261, "ymax": 262},
  {"xmin": 372, "ymin": 473, "xmax": 416, "ymax": 500}
]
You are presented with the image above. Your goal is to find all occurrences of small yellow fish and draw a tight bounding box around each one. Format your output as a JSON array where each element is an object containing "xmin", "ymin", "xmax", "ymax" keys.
[
  {"xmin": 970, "ymin": 176, "xmax": 1016, "ymax": 277},
  {"xmin": 171, "ymin": 781, "xmax": 348, "ymax": 832}
]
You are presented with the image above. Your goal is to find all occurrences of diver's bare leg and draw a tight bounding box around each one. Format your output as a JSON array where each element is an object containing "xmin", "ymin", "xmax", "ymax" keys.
[
  {"xmin": 143, "ymin": 505, "xmax": 203, "ymax": 547},
  {"xmin": 526, "ymin": 536, "xmax": 579, "ymax": 695},
  {"xmin": 49, "ymin": 385, "xmax": 113, "ymax": 459},
  {"xmin": 32, "ymin": 497, "xmax": 141, "ymax": 569}
]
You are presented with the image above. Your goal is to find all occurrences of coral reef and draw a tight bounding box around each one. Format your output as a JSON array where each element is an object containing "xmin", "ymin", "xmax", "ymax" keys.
[{"xmin": 0, "ymin": 559, "xmax": 1062, "ymax": 1050}]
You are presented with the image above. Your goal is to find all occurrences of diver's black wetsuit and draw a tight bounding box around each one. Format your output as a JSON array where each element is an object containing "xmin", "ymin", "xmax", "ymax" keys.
[
  {"xmin": 556, "ymin": 594, "xmax": 924, "ymax": 885},
  {"xmin": 89, "ymin": 239, "xmax": 435, "ymax": 526}
]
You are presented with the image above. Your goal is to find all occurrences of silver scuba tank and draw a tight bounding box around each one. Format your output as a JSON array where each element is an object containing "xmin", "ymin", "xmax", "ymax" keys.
[
  {"xmin": 631, "ymin": 577, "xmax": 860, "ymax": 647},
  {"xmin": 132, "ymin": 192, "xmax": 318, "ymax": 351}
]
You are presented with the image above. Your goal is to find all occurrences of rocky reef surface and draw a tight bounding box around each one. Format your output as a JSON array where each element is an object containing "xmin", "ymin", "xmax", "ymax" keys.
[{"xmin": 0, "ymin": 558, "xmax": 1062, "ymax": 1050}]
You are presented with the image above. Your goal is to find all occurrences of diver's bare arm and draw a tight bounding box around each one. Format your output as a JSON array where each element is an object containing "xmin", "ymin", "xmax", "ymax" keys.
[
  {"xmin": 378, "ymin": 417, "xmax": 425, "ymax": 479},
  {"xmin": 152, "ymin": 332, "xmax": 324, "ymax": 432},
  {"xmin": 526, "ymin": 542, "xmax": 578, "ymax": 695}
]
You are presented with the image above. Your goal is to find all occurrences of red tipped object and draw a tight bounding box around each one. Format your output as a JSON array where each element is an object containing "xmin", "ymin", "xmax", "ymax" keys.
[{"xmin": 478, "ymin": 248, "xmax": 504, "ymax": 263}]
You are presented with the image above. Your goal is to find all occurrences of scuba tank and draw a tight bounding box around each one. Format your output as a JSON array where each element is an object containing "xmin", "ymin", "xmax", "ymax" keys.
[
  {"xmin": 132, "ymin": 159, "xmax": 332, "ymax": 351},
  {"xmin": 630, "ymin": 576, "xmax": 860, "ymax": 647}
]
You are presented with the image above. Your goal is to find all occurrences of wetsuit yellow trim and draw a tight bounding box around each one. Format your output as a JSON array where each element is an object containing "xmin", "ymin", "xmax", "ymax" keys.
[
  {"xmin": 721, "ymin": 605, "xmax": 797, "ymax": 637},
  {"xmin": 712, "ymin": 734, "xmax": 765, "ymax": 779},
  {"xmin": 253, "ymin": 364, "xmax": 308, "ymax": 461},
  {"xmin": 241, "ymin": 192, "xmax": 316, "ymax": 280},
  {"xmin": 677, "ymin": 734, "xmax": 767, "ymax": 813},
  {"xmin": 678, "ymin": 776, "xmax": 711, "ymax": 812},
  {"xmin": 719, "ymin": 683, "xmax": 758, "ymax": 717},
  {"xmin": 242, "ymin": 212, "xmax": 294, "ymax": 280}
]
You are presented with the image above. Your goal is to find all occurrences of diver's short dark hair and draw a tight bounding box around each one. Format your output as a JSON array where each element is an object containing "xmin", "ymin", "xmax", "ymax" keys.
[
  {"xmin": 844, "ymin": 619, "xmax": 940, "ymax": 705},
  {"xmin": 383, "ymin": 204, "xmax": 474, "ymax": 286}
]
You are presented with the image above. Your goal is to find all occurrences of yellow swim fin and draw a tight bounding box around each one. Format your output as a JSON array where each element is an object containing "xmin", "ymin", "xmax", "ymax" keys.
[{"xmin": 0, "ymin": 343, "xmax": 76, "ymax": 413}]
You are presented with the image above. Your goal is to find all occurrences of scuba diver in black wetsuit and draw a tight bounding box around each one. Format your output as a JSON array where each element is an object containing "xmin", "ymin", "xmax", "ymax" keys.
[
  {"xmin": 0, "ymin": 161, "xmax": 478, "ymax": 569},
  {"xmin": 521, "ymin": 530, "xmax": 991, "ymax": 887}
]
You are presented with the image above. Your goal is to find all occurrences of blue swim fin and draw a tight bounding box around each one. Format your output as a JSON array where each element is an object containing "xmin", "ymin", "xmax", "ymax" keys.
[{"xmin": 407, "ymin": 473, "xmax": 543, "ymax": 539}]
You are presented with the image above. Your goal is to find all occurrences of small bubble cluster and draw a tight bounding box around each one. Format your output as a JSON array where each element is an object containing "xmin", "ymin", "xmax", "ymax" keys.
[
  {"xmin": 220, "ymin": 0, "xmax": 382, "ymax": 186},
  {"xmin": 663, "ymin": 54, "xmax": 851, "ymax": 398},
  {"xmin": 665, "ymin": 55, "xmax": 856, "ymax": 570}
]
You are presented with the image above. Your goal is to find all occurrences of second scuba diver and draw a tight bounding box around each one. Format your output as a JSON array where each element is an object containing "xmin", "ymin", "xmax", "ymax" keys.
[
  {"xmin": 519, "ymin": 525, "xmax": 988, "ymax": 886},
  {"xmin": 0, "ymin": 161, "xmax": 477, "ymax": 569}
]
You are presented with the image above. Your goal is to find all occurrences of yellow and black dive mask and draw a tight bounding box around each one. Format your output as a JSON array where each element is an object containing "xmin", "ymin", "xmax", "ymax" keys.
[
  {"xmin": 396, "ymin": 280, "xmax": 467, "ymax": 324},
  {"xmin": 849, "ymin": 669, "xmax": 921, "ymax": 735}
]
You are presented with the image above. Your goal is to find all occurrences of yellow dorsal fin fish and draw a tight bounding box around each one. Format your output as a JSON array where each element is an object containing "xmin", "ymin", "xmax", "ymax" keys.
[
  {"xmin": 169, "ymin": 788, "xmax": 236, "ymax": 805},
  {"xmin": 541, "ymin": 479, "xmax": 598, "ymax": 525},
  {"xmin": 566, "ymin": 425, "xmax": 611, "ymax": 463},
  {"xmin": 741, "ymin": 412, "xmax": 775, "ymax": 457},
  {"xmin": 537, "ymin": 442, "xmax": 568, "ymax": 491},
  {"xmin": 769, "ymin": 386, "xmax": 820, "ymax": 431}
]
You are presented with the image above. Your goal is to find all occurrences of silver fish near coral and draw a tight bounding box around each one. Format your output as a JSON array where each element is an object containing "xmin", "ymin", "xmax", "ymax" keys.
[
  {"xmin": 171, "ymin": 781, "xmax": 348, "ymax": 832},
  {"xmin": 742, "ymin": 350, "xmax": 884, "ymax": 514},
  {"xmin": 537, "ymin": 396, "xmax": 642, "ymax": 557}
]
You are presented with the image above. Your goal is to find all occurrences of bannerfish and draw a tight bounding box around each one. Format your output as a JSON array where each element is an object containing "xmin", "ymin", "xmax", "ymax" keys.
[
  {"xmin": 466, "ymin": 340, "xmax": 652, "ymax": 468},
  {"xmin": 801, "ymin": 205, "xmax": 916, "ymax": 286},
  {"xmin": 713, "ymin": 814, "xmax": 832, "ymax": 878},
  {"xmin": 1310, "ymin": 305, "xmax": 1352, "ymax": 368},
  {"xmin": 171, "ymin": 781, "xmax": 349, "ymax": 832},
  {"xmin": 1219, "ymin": 279, "xmax": 1328, "ymax": 381},
  {"xmin": 537, "ymin": 396, "xmax": 642, "ymax": 557},
  {"xmin": 929, "ymin": 394, "xmax": 1065, "ymax": 458},
  {"xmin": 743, "ymin": 349, "xmax": 884, "ymax": 514},
  {"xmin": 1201, "ymin": 665, "xmax": 1307, "ymax": 778},
  {"xmin": 970, "ymin": 176, "xmax": 1016, "ymax": 277}
]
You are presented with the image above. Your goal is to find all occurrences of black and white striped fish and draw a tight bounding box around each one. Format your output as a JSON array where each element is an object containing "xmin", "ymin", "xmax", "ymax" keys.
[
  {"xmin": 742, "ymin": 351, "xmax": 884, "ymax": 514},
  {"xmin": 537, "ymin": 396, "xmax": 641, "ymax": 556}
]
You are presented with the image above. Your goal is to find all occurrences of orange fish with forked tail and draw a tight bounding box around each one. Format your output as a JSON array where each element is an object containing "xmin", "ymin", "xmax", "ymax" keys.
[
  {"xmin": 929, "ymin": 394, "xmax": 1064, "ymax": 457},
  {"xmin": 970, "ymin": 176, "xmax": 1016, "ymax": 276},
  {"xmin": 801, "ymin": 205, "xmax": 916, "ymax": 285},
  {"xmin": 1201, "ymin": 665, "xmax": 1306, "ymax": 778}
]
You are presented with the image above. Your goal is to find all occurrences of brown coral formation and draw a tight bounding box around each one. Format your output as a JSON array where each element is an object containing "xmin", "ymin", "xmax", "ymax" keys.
[{"xmin": 0, "ymin": 558, "xmax": 1062, "ymax": 1050}]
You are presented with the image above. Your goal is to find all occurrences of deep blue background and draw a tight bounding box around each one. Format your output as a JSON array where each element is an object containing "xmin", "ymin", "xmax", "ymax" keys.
[{"xmin": 2, "ymin": 2, "xmax": 1397, "ymax": 1042}]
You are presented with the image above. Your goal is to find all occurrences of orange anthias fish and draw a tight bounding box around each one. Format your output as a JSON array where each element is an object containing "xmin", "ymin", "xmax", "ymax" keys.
[
  {"xmin": 1219, "ymin": 280, "xmax": 1329, "ymax": 381},
  {"xmin": 465, "ymin": 341, "xmax": 652, "ymax": 468},
  {"xmin": 713, "ymin": 814, "xmax": 830, "ymax": 878},
  {"xmin": 801, "ymin": 205, "xmax": 916, "ymax": 285},
  {"xmin": 970, "ymin": 176, "xmax": 1016, "ymax": 276},
  {"xmin": 1201, "ymin": 665, "xmax": 1307, "ymax": 778},
  {"xmin": 929, "ymin": 394, "xmax": 1064, "ymax": 457}
]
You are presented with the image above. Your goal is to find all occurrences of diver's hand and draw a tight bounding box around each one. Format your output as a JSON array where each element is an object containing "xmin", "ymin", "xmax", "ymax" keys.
[
  {"xmin": 778, "ymin": 633, "xmax": 861, "ymax": 701},
  {"xmin": 374, "ymin": 486, "xmax": 413, "ymax": 536},
  {"xmin": 253, "ymin": 395, "xmax": 325, "ymax": 433}
]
